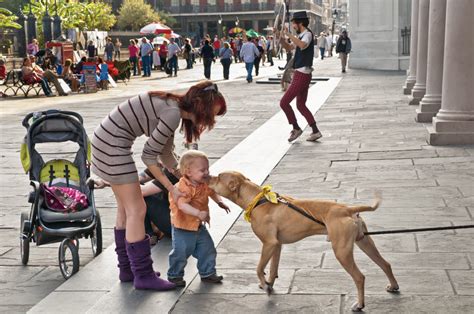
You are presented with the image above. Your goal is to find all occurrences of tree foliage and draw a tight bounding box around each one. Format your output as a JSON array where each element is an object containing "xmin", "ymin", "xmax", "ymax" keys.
[
  {"xmin": 117, "ymin": 0, "xmax": 175, "ymax": 31},
  {"xmin": 0, "ymin": 7, "xmax": 21, "ymax": 29},
  {"xmin": 23, "ymin": 0, "xmax": 116, "ymax": 31}
]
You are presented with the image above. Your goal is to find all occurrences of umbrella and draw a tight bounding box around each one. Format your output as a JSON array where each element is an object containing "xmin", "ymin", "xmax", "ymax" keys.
[
  {"xmin": 153, "ymin": 37, "xmax": 169, "ymax": 45},
  {"xmin": 228, "ymin": 27, "xmax": 244, "ymax": 35},
  {"xmin": 159, "ymin": 31, "xmax": 181, "ymax": 39},
  {"xmin": 246, "ymin": 29, "xmax": 260, "ymax": 38},
  {"xmin": 140, "ymin": 22, "xmax": 172, "ymax": 35}
]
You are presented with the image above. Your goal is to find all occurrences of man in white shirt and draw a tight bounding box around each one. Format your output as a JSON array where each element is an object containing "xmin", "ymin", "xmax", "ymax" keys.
[
  {"xmin": 239, "ymin": 36, "xmax": 260, "ymax": 83},
  {"xmin": 279, "ymin": 11, "xmax": 322, "ymax": 142},
  {"xmin": 167, "ymin": 38, "xmax": 181, "ymax": 77},
  {"xmin": 326, "ymin": 32, "xmax": 333, "ymax": 57}
]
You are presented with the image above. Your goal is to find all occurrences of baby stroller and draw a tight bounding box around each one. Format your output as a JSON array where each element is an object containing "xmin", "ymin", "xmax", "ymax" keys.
[{"xmin": 19, "ymin": 110, "xmax": 102, "ymax": 279}]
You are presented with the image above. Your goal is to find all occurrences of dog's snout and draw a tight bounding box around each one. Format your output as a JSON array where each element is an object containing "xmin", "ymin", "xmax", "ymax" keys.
[{"xmin": 208, "ymin": 175, "xmax": 217, "ymax": 186}]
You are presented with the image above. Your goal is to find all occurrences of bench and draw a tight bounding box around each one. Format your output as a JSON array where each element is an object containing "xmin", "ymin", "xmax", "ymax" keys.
[{"xmin": 1, "ymin": 70, "xmax": 54, "ymax": 98}]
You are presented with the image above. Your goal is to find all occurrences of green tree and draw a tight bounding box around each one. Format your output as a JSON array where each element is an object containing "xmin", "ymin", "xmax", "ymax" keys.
[
  {"xmin": 0, "ymin": 7, "xmax": 21, "ymax": 29},
  {"xmin": 117, "ymin": 0, "xmax": 175, "ymax": 31},
  {"xmin": 24, "ymin": 0, "xmax": 116, "ymax": 32}
]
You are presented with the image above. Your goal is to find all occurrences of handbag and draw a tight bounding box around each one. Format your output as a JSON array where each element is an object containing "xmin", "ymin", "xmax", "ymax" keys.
[
  {"xmin": 42, "ymin": 184, "xmax": 88, "ymax": 213},
  {"xmin": 57, "ymin": 78, "xmax": 72, "ymax": 94}
]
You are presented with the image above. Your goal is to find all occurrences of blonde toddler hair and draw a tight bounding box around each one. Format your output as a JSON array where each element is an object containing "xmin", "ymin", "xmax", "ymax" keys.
[{"xmin": 179, "ymin": 150, "xmax": 209, "ymax": 175}]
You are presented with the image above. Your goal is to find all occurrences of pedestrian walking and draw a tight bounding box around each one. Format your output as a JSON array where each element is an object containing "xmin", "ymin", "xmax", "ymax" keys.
[
  {"xmin": 279, "ymin": 11, "xmax": 322, "ymax": 142},
  {"xmin": 236, "ymin": 37, "xmax": 243, "ymax": 62},
  {"xmin": 152, "ymin": 44, "xmax": 161, "ymax": 70},
  {"xmin": 212, "ymin": 35, "xmax": 221, "ymax": 58},
  {"xmin": 87, "ymin": 40, "xmax": 96, "ymax": 58},
  {"xmin": 219, "ymin": 42, "xmax": 233, "ymax": 80},
  {"xmin": 105, "ymin": 37, "xmax": 114, "ymax": 61},
  {"xmin": 183, "ymin": 39, "xmax": 193, "ymax": 69},
  {"xmin": 114, "ymin": 38, "xmax": 122, "ymax": 60},
  {"xmin": 317, "ymin": 32, "xmax": 328, "ymax": 60},
  {"xmin": 253, "ymin": 39, "xmax": 264, "ymax": 76},
  {"xmin": 166, "ymin": 150, "xmax": 230, "ymax": 287},
  {"xmin": 159, "ymin": 42, "xmax": 168, "ymax": 71},
  {"xmin": 326, "ymin": 32, "xmax": 333, "ymax": 57},
  {"xmin": 267, "ymin": 36, "xmax": 274, "ymax": 66},
  {"xmin": 90, "ymin": 81, "xmax": 227, "ymax": 291},
  {"xmin": 240, "ymin": 36, "xmax": 260, "ymax": 83},
  {"xmin": 167, "ymin": 38, "xmax": 181, "ymax": 77},
  {"xmin": 201, "ymin": 40, "xmax": 214, "ymax": 79},
  {"xmin": 336, "ymin": 30, "xmax": 352, "ymax": 73},
  {"xmin": 140, "ymin": 37, "xmax": 153, "ymax": 77},
  {"xmin": 128, "ymin": 39, "xmax": 139, "ymax": 76}
]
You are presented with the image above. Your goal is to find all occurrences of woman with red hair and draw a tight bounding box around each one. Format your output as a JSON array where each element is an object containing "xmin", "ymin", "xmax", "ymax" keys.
[{"xmin": 91, "ymin": 81, "xmax": 226, "ymax": 291}]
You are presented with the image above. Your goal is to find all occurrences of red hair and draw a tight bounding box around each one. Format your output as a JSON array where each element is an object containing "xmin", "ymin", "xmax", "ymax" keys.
[{"xmin": 149, "ymin": 81, "xmax": 227, "ymax": 142}]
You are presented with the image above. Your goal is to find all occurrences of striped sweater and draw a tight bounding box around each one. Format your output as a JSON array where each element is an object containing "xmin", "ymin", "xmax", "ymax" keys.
[{"xmin": 93, "ymin": 92, "xmax": 181, "ymax": 169}]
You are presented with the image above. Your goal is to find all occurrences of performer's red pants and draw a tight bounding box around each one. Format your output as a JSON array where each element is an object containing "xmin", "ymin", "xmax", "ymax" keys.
[{"xmin": 279, "ymin": 71, "xmax": 316, "ymax": 126}]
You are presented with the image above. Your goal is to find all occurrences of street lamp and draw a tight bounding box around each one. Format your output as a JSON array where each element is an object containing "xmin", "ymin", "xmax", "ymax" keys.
[
  {"xmin": 235, "ymin": 17, "xmax": 239, "ymax": 27},
  {"xmin": 331, "ymin": 9, "xmax": 338, "ymax": 36},
  {"xmin": 218, "ymin": 15, "xmax": 223, "ymax": 38}
]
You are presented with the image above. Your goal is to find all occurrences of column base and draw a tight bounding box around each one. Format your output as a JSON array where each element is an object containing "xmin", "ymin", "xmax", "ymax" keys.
[
  {"xmin": 415, "ymin": 109, "xmax": 436, "ymax": 122},
  {"xmin": 410, "ymin": 86, "xmax": 426, "ymax": 105},
  {"xmin": 427, "ymin": 118, "xmax": 474, "ymax": 145},
  {"xmin": 403, "ymin": 77, "xmax": 416, "ymax": 95},
  {"xmin": 416, "ymin": 94, "xmax": 442, "ymax": 122}
]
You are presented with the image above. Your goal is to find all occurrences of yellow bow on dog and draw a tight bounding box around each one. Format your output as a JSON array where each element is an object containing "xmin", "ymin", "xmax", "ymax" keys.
[{"xmin": 244, "ymin": 185, "xmax": 279, "ymax": 222}]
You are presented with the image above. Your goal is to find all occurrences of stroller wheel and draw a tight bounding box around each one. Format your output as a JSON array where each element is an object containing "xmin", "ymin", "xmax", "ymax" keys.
[
  {"xmin": 58, "ymin": 239, "xmax": 79, "ymax": 280},
  {"xmin": 20, "ymin": 210, "xmax": 30, "ymax": 265},
  {"xmin": 91, "ymin": 210, "xmax": 103, "ymax": 257}
]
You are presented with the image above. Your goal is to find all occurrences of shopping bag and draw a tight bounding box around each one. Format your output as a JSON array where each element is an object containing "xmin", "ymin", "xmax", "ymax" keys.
[{"xmin": 58, "ymin": 78, "xmax": 72, "ymax": 94}]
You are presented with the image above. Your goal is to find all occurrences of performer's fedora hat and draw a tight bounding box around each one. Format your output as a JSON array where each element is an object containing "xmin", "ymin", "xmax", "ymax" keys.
[{"xmin": 291, "ymin": 11, "xmax": 309, "ymax": 21}]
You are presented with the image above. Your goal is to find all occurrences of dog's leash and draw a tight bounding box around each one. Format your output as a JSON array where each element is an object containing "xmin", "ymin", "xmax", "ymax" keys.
[{"xmin": 364, "ymin": 224, "xmax": 474, "ymax": 235}]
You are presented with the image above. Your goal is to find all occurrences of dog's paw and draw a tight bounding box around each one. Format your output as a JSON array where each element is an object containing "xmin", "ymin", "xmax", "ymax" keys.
[
  {"xmin": 386, "ymin": 283, "xmax": 399, "ymax": 293},
  {"xmin": 351, "ymin": 302, "xmax": 365, "ymax": 312}
]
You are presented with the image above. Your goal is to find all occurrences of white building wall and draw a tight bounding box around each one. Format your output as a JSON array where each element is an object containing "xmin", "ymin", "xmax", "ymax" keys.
[{"xmin": 348, "ymin": 0, "xmax": 410, "ymax": 70}]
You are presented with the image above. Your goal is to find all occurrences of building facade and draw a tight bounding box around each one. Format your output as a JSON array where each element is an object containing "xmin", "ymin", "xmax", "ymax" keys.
[
  {"xmin": 159, "ymin": 0, "xmax": 331, "ymax": 42},
  {"xmin": 347, "ymin": 0, "xmax": 411, "ymax": 71}
]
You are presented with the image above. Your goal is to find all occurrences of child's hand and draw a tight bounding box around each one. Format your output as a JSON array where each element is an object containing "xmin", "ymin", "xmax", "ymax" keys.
[
  {"xmin": 197, "ymin": 211, "xmax": 209, "ymax": 222},
  {"xmin": 218, "ymin": 201, "xmax": 230, "ymax": 214}
]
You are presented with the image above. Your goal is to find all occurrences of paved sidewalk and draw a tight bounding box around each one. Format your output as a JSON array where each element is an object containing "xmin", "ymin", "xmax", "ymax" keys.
[
  {"xmin": 172, "ymin": 63, "xmax": 474, "ymax": 312},
  {"xmin": 2, "ymin": 55, "xmax": 474, "ymax": 313},
  {"xmin": 0, "ymin": 58, "xmax": 286, "ymax": 313}
]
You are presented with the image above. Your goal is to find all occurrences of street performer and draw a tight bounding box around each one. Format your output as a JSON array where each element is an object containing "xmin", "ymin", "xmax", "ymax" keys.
[{"xmin": 279, "ymin": 11, "xmax": 322, "ymax": 142}]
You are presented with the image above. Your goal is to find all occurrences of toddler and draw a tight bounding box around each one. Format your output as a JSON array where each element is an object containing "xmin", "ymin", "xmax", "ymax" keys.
[{"xmin": 167, "ymin": 150, "xmax": 230, "ymax": 287}]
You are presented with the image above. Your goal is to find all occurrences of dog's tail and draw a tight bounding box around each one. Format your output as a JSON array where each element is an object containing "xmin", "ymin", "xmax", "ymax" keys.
[{"xmin": 347, "ymin": 191, "xmax": 382, "ymax": 214}]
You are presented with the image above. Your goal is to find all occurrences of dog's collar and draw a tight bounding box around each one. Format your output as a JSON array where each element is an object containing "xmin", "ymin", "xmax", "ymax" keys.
[{"xmin": 243, "ymin": 185, "xmax": 278, "ymax": 222}]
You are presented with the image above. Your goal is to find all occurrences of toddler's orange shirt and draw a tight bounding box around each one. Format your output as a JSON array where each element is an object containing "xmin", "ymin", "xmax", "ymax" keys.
[{"xmin": 169, "ymin": 177, "xmax": 217, "ymax": 231}]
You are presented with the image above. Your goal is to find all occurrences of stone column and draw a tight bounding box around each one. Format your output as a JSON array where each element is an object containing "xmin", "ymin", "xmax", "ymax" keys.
[
  {"xmin": 409, "ymin": 0, "xmax": 429, "ymax": 105},
  {"xmin": 403, "ymin": 0, "xmax": 419, "ymax": 94},
  {"xmin": 203, "ymin": 21, "xmax": 208, "ymax": 37},
  {"xmin": 252, "ymin": 20, "xmax": 259, "ymax": 31},
  {"xmin": 416, "ymin": 0, "xmax": 446, "ymax": 122},
  {"xmin": 428, "ymin": 0, "xmax": 474, "ymax": 145}
]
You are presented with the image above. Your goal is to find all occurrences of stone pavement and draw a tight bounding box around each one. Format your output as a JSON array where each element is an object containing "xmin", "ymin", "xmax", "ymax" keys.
[
  {"xmin": 171, "ymin": 65, "xmax": 474, "ymax": 313},
  {"xmin": 2, "ymin": 55, "xmax": 474, "ymax": 313},
  {"xmin": 0, "ymin": 58, "xmax": 285, "ymax": 313}
]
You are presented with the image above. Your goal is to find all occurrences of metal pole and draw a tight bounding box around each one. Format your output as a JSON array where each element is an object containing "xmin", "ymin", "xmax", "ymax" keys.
[
  {"xmin": 53, "ymin": 0, "xmax": 62, "ymax": 39},
  {"xmin": 42, "ymin": 0, "xmax": 53, "ymax": 43},
  {"xmin": 17, "ymin": 5, "xmax": 28, "ymax": 57},
  {"xmin": 27, "ymin": 1, "xmax": 37, "ymax": 43}
]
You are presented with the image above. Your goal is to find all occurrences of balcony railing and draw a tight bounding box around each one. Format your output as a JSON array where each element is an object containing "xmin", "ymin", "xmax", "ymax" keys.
[{"xmin": 167, "ymin": 3, "xmax": 276, "ymax": 14}]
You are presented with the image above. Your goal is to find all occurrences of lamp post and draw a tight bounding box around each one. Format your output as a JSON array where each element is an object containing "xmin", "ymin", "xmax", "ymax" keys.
[
  {"xmin": 235, "ymin": 17, "xmax": 239, "ymax": 27},
  {"xmin": 331, "ymin": 9, "xmax": 338, "ymax": 36},
  {"xmin": 218, "ymin": 15, "xmax": 223, "ymax": 39}
]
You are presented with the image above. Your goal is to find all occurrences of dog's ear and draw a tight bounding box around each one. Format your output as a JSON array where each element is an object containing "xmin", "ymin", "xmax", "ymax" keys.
[{"xmin": 228, "ymin": 179, "xmax": 240, "ymax": 192}]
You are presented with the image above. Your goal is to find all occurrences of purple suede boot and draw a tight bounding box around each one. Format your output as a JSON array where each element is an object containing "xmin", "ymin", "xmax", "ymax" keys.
[
  {"xmin": 126, "ymin": 235, "xmax": 176, "ymax": 291},
  {"xmin": 114, "ymin": 228, "xmax": 134, "ymax": 282},
  {"xmin": 115, "ymin": 229, "xmax": 160, "ymax": 282}
]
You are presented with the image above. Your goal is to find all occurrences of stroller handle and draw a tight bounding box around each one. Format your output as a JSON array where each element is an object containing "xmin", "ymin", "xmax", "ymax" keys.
[{"xmin": 22, "ymin": 110, "xmax": 84, "ymax": 129}]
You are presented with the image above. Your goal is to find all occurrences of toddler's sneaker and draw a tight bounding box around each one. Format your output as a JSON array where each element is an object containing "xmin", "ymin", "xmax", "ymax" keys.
[
  {"xmin": 201, "ymin": 274, "xmax": 223, "ymax": 283},
  {"xmin": 306, "ymin": 132, "xmax": 323, "ymax": 142},
  {"xmin": 168, "ymin": 277, "xmax": 186, "ymax": 287}
]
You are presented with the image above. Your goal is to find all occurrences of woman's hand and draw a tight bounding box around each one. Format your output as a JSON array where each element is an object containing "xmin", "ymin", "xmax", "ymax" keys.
[
  {"xmin": 171, "ymin": 185, "xmax": 185, "ymax": 202},
  {"xmin": 218, "ymin": 201, "xmax": 231, "ymax": 214}
]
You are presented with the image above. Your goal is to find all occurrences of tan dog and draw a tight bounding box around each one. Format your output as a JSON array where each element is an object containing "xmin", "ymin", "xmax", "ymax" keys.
[{"xmin": 208, "ymin": 171, "xmax": 399, "ymax": 312}]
